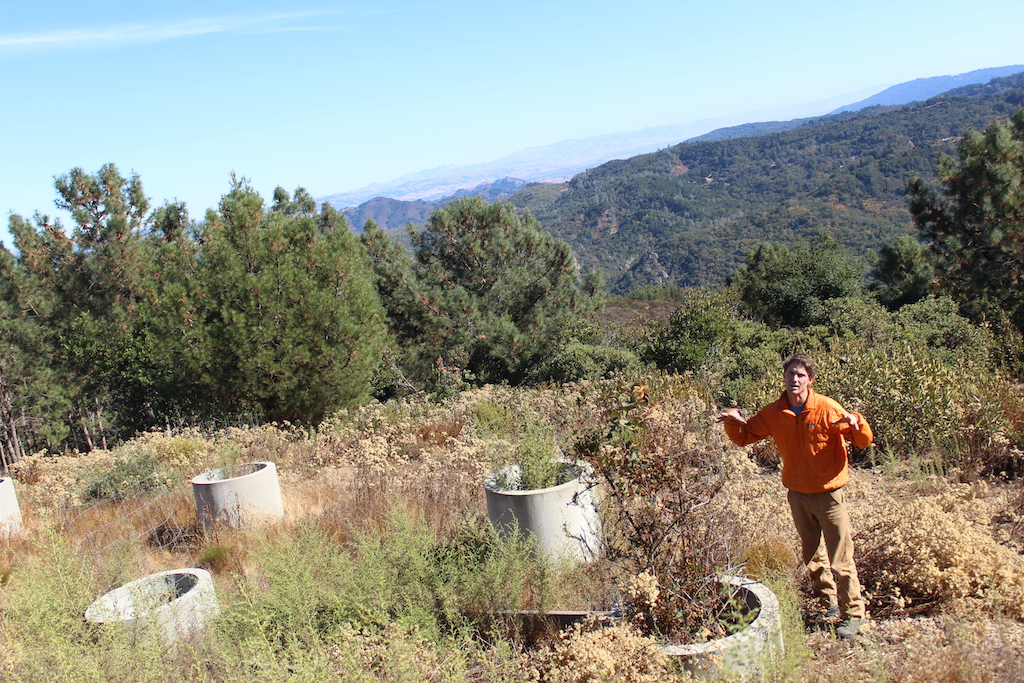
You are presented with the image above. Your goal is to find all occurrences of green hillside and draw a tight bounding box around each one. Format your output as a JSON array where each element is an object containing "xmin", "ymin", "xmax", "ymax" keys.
[{"xmin": 511, "ymin": 73, "xmax": 1024, "ymax": 293}]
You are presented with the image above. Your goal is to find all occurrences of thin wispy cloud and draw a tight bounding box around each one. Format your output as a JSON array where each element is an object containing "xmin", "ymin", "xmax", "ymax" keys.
[{"xmin": 0, "ymin": 10, "xmax": 353, "ymax": 54}]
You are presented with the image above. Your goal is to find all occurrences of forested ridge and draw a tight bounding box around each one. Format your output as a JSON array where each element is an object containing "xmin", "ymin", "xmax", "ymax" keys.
[{"xmin": 511, "ymin": 72, "xmax": 1024, "ymax": 292}]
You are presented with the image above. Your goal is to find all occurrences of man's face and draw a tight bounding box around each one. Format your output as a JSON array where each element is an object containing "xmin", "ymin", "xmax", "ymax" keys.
[{"xmin": 783, "ymin": 363, "xmax": 813, "ymax": 401}]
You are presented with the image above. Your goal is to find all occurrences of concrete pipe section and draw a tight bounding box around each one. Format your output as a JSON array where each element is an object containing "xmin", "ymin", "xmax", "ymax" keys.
[
  {"xmin": 0, "ymin": 477, "xmax": 23, "ymax": 537},
  {"xmin": 85, "ymin": 568, "xmax": 219, "ymax": 645},
  {"xmin": 191, "ymin": 461, "xmax": 285, "ymax": 532},
  {"xmin": 484, "ymin": 461, "xmax": 602, "ymax": 564},
  {"xmin": 662, "ymin": 575, "xmax": 784, "ymax": 680}
]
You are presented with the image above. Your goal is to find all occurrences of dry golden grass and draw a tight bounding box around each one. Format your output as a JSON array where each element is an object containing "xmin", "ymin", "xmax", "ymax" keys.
[{"xmin": 803, "ymin": 617, "xmax": 1024, "ymax": 683}]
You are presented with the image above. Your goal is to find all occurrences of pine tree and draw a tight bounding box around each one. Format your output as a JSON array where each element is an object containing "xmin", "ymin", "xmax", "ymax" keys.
[
  {"xmin": 360, "ymin": 219, "xmax": 425, "ymax": 351},
  {"xmin": 729, "ymin": 233, "xmax": 865, "ymax": 328},
  {"xmin": 2, "ymin": 168, "xmax": 390, "ymax": 449},
  {"xmin": 373, "ymin": 197, "xmax": 601, "ymax": 385},
  {"xmin": 870, "ymin": 235, "xmax": 936, "ymax": 310},
  {"xmin": 909, "ymin": 108, "xmax": 1024, "ymax": 330},
  {"xmin": 129, "ymin": 201, "xmax": 213, "ymax": 428},
  {"xmin": 198, "ymin": 180, "xmax": 388, "ymax": 424},
  {"xmin": 2, "ymin": 164, "xmax": 152, "ymax": 449},
  {"xmin": 0, "ymin": 243, "xmax": 75, "ymax": 462}
]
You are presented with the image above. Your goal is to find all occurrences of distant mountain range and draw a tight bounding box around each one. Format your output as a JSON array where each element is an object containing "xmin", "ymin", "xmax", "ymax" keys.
[
  {"xmin": 323, "ymin": 122, "xmax": 733, "ymax": 210},
  {"xmin": 322, "ymin": 65, "xmax": 1023, "ymax": 225},
  {"xmin": 827, "ymin": 65, "xmax": 1024, "ymax": 114},
  {"xmin": 340, "ymin": 178, "xmax": 528, "ymax": 232}
]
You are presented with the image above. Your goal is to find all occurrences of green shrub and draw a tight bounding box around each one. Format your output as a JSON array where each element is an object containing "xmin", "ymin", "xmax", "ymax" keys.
[
  {"xmin": 532, "ymin": 342, "xmax": 640, "ymax": 383},
  {"xmin": 221, "ymin": 510, "xmax": 555, "ymax": 652},
  {"xmin": 474, "ymin": 394, "xmax": 578, "ymax": 490},
  {"xmin": 730, "ymin": 233, "xmax": 866, "ymax": 328},
  {"xmin": 695, "ymin": 290, "xmax": 1024, "ymax": 474},
  {"xmin": 472, "ymin": 399, "xmax": 518, "ymax": 437},
  {"xmin": 637, "ymin": 287, "xmax": 736, "ymax": 374},
  {"xmin": 895, "ymin": 295, "xmax": 993, "ymax": 361},
  {"xmin": 806, "ymin": 295, "xmax": 897, "ymax": 343},
  {"xmin": 80, "ymin": 448, "xmax": 178, "ymax": 503},
  {"xmin": 196, "ymin": 544, "xmax": 237, "ymax": 573},
  {"xmin": 714, "ymin": 322, "xmax": 798, "ymax": 408},
  {"xmin": 429, "ymin": 515, "xmax": 556, "ymax": 616},
  {"xmin": 219, "ymin": 524, "xmax": 360, "ymax": 650},
  {"xmin": 0, "ymin": 533, "xmax": 170, "ymax": 681},
  {"xmin": 815, "ymin": 341, "xmax": 1023, "ymax": 475},
  {"xmin": 488, "ymin": 429, "xmax": 569, "ymax": 492}
]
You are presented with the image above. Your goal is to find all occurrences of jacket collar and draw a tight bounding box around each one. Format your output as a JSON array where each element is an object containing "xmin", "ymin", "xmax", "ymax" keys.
[{"xmin": 777, "ymin": 387, "xmax": 818, "ymax": 414}]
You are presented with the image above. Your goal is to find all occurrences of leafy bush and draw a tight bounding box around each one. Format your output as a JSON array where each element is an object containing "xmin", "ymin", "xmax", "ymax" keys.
[
  {"xmin": 79, "ymin": 441, "xmax": 186, "ymax": 503},
  {"xmin": 894, "ymin": 295, "xmax": 993, "ymax": 361},
  {"xmin": 714, "ymin": 322, "xmax": 798, "ymax": 409},
  {"xmin": 472, "ymin": 399, "xmax": 519, "ymax": 437},
  {"xmin": 813, "ymin": 339, "xmax": 1024, "ymax": 475},
  {"xmin": 532, "ymin": 342, "xmax": 640, "ymax": 384},
  {"xmin": 637, "ymin": 287, "xmax": 736, "ymax": 374},
  {"xmin": 576, "ymin": 377, "xmax": 739, "ymax": 642},
  {"xmin": 804, "ymin": 295, "xmax": 897, "ymax": 342},
  {"xmin": 730, "ymin": 233, "xmax": 866, "ymax": 328},
  {"xmin": 625, "ymin": 283, "xmax": 1024, "ymax": 478}
]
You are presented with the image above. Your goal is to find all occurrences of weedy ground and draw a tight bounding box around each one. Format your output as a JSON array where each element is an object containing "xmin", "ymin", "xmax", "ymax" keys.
[{"xmin": 2, "ymin": 379, "xmax": 1024, "ymax": 682}]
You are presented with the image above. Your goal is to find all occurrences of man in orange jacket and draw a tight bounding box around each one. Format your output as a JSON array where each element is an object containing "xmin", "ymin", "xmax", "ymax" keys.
[{"xmin": 717, "ymin": 353, "xmax": 872, "ymax": 639}]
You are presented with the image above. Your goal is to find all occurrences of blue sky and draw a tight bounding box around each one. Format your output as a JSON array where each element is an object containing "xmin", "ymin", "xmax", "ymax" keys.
[{"xmin": 3, "ymin": 0, "xmax": 1024, "ymax": 246}]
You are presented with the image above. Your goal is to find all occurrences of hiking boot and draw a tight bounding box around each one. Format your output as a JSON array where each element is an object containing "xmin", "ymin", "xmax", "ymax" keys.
[
  {"xmin": 836, "ymin": 617, "xmax": 867, "ymax": 639},
  {"xmin": 825, "ymin": 601, "xmax": 841, "ymax": 618}
]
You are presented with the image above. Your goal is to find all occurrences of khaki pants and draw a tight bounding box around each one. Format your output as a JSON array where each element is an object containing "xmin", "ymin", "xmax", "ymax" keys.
[{"xmin": 787, "ymin": 488, "xmax": 866, "ymax": 619}]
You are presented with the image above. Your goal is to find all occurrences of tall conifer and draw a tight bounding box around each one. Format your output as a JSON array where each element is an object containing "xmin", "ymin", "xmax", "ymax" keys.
[
  {"xmin": 199, "ymin": 180, "xmax": 387, "ymax": 424},
  {"xmin": 370, "ymin": 197, "xmax": 600, "ymax": 385},
  {"xmin": 909, "ymin": 108, "xmax": 1024, "ymax": 331}
]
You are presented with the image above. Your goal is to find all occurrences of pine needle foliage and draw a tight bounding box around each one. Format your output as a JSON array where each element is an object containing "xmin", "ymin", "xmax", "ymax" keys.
[
  {"xmin": 198, "ymin": 180, "xmax": 388, "ymax": 424},
  {"xmin": 1, "ymin": 169, "xmax": 389, "ymax": 453},
  {"xmin": 910, "ymin": 107, "xmax": 1024, "ymax": 332},
  {"xmin": 364, "ymin": 197, "xmax": 601, "ymax": 386}
]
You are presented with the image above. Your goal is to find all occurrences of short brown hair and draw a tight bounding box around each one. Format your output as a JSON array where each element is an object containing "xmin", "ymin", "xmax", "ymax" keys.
[{"xmin": 783, "ymin": 353, "xmax": 816, "ymax": 378}]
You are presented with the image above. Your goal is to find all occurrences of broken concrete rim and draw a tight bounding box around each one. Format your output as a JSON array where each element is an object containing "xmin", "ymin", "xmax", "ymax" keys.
[
  {"xmin": 0, "ymin": 477, "xmax": 23, "ymax": 537},
  {"xmin": 85, "ymin": 568, "xmax": 219, "ymax": 645},
  {"xmin": 191, "ymin": 461, "xmax": 285, "ymax": 531},
  {"xmin": 662, "ymin": 575, "xmax": 784, "ymax": 680}
]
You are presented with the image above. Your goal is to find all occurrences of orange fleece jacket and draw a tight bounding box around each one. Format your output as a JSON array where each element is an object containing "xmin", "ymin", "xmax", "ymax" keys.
[{"xmin": 723, "ymin": 388, "xmax": 873, "ymax": 494}]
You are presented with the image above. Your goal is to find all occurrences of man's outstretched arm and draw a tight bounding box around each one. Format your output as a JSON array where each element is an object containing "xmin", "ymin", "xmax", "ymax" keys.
[{"xmin": 718, "ymin": 408, "xmax": 769, "ymax": 446}]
